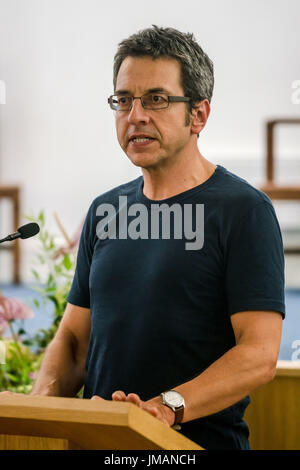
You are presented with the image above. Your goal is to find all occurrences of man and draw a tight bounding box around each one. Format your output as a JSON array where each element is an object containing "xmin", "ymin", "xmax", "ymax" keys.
[{"xmin": 30, "ymin": 26, "xmax": 285, "ymax": 449}]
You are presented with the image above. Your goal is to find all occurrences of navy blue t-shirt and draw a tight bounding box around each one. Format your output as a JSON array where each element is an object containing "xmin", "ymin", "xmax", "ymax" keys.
[{"xmin": 67, "ymin": 165, "xmax": 285, "ymax": 450}]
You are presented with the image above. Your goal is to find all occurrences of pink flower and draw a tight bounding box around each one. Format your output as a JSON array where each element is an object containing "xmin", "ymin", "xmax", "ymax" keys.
[
  {"xmin": 0, "ymin": 295, "xmax": 34, "ymax": 335},
  {"xmin": 0, "ymin": 319, "xmax": 8, "ymax": 335}
]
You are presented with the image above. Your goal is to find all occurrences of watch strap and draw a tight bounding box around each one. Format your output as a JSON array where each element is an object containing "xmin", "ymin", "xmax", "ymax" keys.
[{"xmin": 174, "ymin": 404, "xmax": 184, "ymax": 425}]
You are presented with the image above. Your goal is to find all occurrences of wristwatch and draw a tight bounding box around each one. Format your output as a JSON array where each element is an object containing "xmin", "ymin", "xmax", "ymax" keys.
[{"xmin": 161, "ymin": 390, "xmax": 185, "ymax": 427}]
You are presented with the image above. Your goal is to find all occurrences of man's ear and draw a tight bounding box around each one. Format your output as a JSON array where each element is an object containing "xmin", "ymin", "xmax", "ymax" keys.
[{"xmin": 190, "ymin": 99, "xmax": 210, "ymax": 136}]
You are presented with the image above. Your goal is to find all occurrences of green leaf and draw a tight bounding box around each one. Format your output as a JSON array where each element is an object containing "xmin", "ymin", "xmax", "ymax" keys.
[
  {"xmin": 55, "ymin": 265, "xmax": 62, "ymax": 275},
  {"xmin": 38, "ymin": 211, "xmax": 45, "ymax": 224},
  {"xmin": 24, "ymin": 214, "xmax": 35, "ymax": 222},
  {"xmin": 37, "ymin": 254, "xmax": 45, "ymax": 264},
  {"xmin": 31, "ymin": 269, "xmax": 40, "ymax": 280},
  {"xmin": 63, "ymin": 254, "xmax": 72, "ymax": 271},
  {"xmin": 6, "ymin": 373, "xmax": 18, "ymax": 383}
]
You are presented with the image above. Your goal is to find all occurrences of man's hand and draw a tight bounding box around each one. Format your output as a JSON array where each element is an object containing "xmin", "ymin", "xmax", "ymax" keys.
[{"xmin": 91, "ymin": 391, "xmax": 175, "ymax": 427}]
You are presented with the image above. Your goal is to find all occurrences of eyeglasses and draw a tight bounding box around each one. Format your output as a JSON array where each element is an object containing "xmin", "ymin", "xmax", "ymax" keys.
[{"xmin": 108, "ymin": 93, "xmax": 191, "ymax": 111}]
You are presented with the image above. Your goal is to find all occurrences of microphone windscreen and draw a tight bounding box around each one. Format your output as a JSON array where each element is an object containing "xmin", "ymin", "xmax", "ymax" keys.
[{"xmin": 18, "ymin": 223, "xmax": 40, "ymax": 239}]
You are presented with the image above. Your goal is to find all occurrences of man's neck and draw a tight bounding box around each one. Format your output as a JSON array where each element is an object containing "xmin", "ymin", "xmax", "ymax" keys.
[{"xmin": 141, "ymin": 150, "xmax": 217, "ymax": 201}]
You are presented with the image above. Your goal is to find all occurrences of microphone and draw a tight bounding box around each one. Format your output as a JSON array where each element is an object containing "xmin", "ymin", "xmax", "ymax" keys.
[{"xmin": 0, "ymin": 223, "xmax": 40, "ymax": 243}]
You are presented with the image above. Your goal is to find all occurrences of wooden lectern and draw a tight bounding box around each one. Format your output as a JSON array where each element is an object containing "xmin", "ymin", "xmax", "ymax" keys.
[
  {"xmin": 244, "ymin": 360, "xmax": 300, "ymax": 450},
  {"xmin": 0, "ymin": 394, "xmax": 203, "ymax": 450}
]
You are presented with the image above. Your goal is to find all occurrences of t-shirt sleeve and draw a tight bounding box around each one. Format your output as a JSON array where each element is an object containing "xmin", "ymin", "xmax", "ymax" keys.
[
  {"xmin": 67, "ymin": 202, "xmax": 95, "ymax": 308},
  {"xmin": 225, "ymin": 201, "xmax": 285, "ymax": 318}
]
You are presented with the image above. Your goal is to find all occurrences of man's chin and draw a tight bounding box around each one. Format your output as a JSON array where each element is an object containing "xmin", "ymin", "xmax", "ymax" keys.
[{"xmin": 126, "ymin": 152, "xmax": 162, "ymax": 169}]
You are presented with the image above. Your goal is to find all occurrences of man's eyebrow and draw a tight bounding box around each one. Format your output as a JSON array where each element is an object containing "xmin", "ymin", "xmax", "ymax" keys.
[
  {"xmin": 146, "ymin": 88, "xmax": 170, "ymax": 94},
  {"xmin": 114, "ymin": 87, "xmax": 170, "ymax": 95},
  {"xmin": 114, "ymin": 90, "xmax": 130, "ymax": 95}
]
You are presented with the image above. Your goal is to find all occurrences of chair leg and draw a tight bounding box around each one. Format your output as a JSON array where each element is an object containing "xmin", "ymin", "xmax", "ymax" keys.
[{"xmin": 12, "ymin": 189, "xmax": 20, "ymax": 284}]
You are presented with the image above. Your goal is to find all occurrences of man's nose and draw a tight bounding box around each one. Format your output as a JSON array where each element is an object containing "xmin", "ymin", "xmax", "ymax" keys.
[{"xmin": 127, "ymin": 98, "xmax": 150, "ymax": 125}]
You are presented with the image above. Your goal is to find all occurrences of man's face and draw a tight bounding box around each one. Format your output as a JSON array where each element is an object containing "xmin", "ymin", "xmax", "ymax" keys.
[{"xmin": 114, "ymin": 56, "xmax": 194, "ymax": 170}]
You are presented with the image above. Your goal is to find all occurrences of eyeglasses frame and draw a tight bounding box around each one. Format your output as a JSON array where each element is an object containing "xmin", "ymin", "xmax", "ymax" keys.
[{"xmin": 107, "ymin": 93, "xmax": 192, "ymax": 111}]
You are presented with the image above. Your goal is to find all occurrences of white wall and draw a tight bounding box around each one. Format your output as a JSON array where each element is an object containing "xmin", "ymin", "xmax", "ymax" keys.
[{"xmin": 0, "ymin": 0, "xmax": 300, "ymax": 282}]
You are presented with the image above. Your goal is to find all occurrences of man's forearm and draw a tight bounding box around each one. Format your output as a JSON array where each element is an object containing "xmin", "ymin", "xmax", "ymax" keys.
[
  {"xmin": 115, "ymin": 312, "xmax": 282, "ymax": 428},
  {"xmin": 108, "ymin": 342, "xmax": 277, "ymax": 428},
  {"xmin": 171, "ymin": 342, "xmax": 276, "ymax": 423},
  {"xmin": 31, "ymin": 334, "xmax": 85, "ymax": 397}
]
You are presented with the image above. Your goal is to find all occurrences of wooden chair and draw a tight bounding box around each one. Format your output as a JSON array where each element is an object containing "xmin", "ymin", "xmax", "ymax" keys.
[
  {"xmin": 0, "ymin": 185, "xmax": 20, "ymax": 283},
  {"xmin": 259, "ymin": 118, "xmax": 300, "ymax": 254}
]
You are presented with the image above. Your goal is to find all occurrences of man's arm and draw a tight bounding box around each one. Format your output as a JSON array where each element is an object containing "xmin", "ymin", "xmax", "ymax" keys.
[
  {"xmin": 103, "ymin": 310, "xmax": 282, "ymax": 426},
  {"xmin": 170, "ymin": 310, "xmax": 282, "ymax": 423},
  {"xmin": 31, "ymin": 303, "xmax": 90, "ymax": 397}
]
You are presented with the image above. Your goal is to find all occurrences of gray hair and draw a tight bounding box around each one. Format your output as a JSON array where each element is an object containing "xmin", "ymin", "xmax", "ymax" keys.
[{"xmin": 113, "ymin": 25, "xmax": 214, "ymax": 112}]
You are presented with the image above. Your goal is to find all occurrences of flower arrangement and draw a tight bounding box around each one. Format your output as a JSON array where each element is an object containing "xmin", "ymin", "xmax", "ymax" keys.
[
  {"xmin": 0, "ymin": 295, "xmax": 34, "ymax": 336},
  {"xmin": 0, "ymin": 294, "xmax": 38, "ymax": 393},
  {"xmin": 0, "ymin": 210, "xmax": 79, "ymax": 393}
]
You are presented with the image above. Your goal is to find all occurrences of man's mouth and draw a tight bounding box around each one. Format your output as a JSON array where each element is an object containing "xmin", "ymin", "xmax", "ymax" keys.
[
  {"xmin": 131, "ymin": 137, "xmax": 155, "ymax": 142},
  {"xmin": 128, "ymin": 134, "xmax": 157, "ymax": 147}
]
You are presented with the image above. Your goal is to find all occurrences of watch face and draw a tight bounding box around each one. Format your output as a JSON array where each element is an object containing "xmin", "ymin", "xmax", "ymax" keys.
[{"xmin": 164, "ymin": 390, "xmax": 184, "ymax": 407}]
